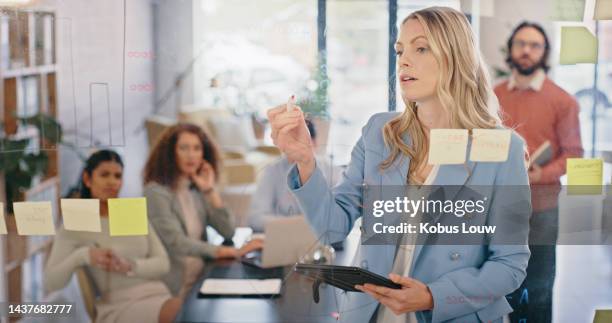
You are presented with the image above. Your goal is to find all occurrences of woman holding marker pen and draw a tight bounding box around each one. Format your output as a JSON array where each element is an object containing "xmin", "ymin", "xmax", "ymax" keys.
[
  {"xmin": 268, "ymin": 6, "xmax": 530, "ymax": 323},
  {"xmin": 143, "ymin": 123, "xmax": 262, "ymax": 298},
  {"xmin": 45, "ymin": 150, "xmax": 181, "ymax": 323}
]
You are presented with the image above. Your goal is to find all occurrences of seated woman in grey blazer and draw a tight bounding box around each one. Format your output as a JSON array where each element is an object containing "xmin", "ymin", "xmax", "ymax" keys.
[{"xmin": 143, "ymin": 123, "xmax": 262, "ymax": 298}]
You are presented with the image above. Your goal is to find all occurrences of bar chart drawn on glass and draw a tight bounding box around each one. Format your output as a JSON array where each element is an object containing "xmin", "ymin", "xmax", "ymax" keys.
[
  {"xmin": 0, "ymin": 0, "xmax": 127, "ymax": 154},
  {"xmin": 61, "ymin": 0, "xmax": 127, "ymax": 149}
]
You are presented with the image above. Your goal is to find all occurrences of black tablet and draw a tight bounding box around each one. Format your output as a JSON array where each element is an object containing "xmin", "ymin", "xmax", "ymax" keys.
[{"xmin": 294, "ymin": 264, "xmax": 401, "ymax": 292}]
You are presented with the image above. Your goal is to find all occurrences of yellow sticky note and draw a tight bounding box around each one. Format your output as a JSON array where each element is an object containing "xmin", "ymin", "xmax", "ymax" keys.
[
  {"xmin": 567, "ymin": 158, "xmax": 603, "ymax": 195},
  {"xmin": 560, "ymin": 26, "xmax": 598, "ymax": 65},
  {"xmin": 550, "ymin": 0, "xmax": 585, "ymax": 21},
  {"xmin": 0, "ymin": 203, "xmax": 7, "ymax": 235},
  {"xmin": 61, "ymin": 199, "xmax": 101, "ymax": 232},
  {"xmin": 13, "ymin": 202, "xmax": 56, "ymax": 236},
  {"xmin": 428, "ymin": 129, "xmax": 468, "ymax": 165},
  {"xmin": 108, "ymin": 198, "xmax": 148, "ymax": 236},
  {"xmin": 594, "ymin": 0, "xmax": 612, "ymax": 20},
  {"xmin": 469, "ymin": 129, "xmax": 511, "ymax": 162},
  {"xmin": 594, "ymin": 309, "xmax": 612, "ymax": 323}
]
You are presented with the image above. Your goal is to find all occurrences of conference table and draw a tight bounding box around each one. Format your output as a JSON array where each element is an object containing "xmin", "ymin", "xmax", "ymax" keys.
[{"xmin": 176, "ymin": 226, "xmax": 371, "ymax": 322}]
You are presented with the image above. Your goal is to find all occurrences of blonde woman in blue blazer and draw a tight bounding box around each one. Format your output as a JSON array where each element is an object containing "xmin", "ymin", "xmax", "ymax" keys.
[{"xmin": 268, "ymin": 7, "xmax": 530, "ymax": 323}]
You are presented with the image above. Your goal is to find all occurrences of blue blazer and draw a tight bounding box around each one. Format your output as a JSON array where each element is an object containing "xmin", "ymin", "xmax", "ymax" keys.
[{"xmin": 288, "ymin": 112, "xmax": 531, "ymax": 323}]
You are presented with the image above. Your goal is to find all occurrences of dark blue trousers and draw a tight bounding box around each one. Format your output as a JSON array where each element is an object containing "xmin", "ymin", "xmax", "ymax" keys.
[{"xmin": 508, "ymin": 208, "xmax": 558, "ymax": 323}]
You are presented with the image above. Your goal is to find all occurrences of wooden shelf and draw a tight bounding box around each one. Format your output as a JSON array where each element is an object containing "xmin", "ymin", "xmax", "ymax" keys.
[
  {"xmin": 1, "ymin": 64, "xmax": 56, "ymax": 78},
  {"xmin": 1, "ymin": 9, "xmax": 59, "ymax": 308}
]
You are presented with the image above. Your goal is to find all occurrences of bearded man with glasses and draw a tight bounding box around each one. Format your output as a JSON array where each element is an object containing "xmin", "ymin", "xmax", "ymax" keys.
[{"xmin": 495, "ymin": 21, "xmax": 584, "ymax": 323}]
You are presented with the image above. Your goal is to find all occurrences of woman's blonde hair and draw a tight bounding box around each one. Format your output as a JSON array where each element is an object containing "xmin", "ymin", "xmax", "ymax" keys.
[{"xmin": 381, "ymin": 6, "xmax": 501, "ymax": 183}]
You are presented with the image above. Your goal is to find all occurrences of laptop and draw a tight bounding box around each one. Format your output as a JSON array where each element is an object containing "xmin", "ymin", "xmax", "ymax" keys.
[{"xmin": 242, "ymin": 216, "xmax": 319, "ymax": 268}]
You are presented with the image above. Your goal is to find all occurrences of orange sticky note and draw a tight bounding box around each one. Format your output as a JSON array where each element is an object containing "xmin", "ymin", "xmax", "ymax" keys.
[
  {"xmin": 428, "ymin": 129, "xmax": 468, "ymax": 165},
  {"xmin": 594, "ymin": 0, "xmax": 612, "ymax": 20},
  {"xmin": 108, "ymin": 198, "xmax": 148, "ymax": 236},
  {"xmin": 469, "ymin": 129, "xmax": 511, "ymax": 162},
  {"xmin": 14, "ymin": 201, "xmax": 56, "ymax": 236},
  {"xmin": 61, "ymin": 199, "xmax": 101, "ymax": 232}
]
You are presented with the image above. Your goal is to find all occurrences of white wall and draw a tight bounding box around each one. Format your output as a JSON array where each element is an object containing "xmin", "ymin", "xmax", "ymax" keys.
[
  {"xmin": 479, "ymin": 0, "xmax": 555, "ymax": 83},
  {"xmin": 152, "ymin": 0, "xmax": 194, "ymax": 117},
  {"xmin": 54, "ymin": 0, "xmax": 202, "ymax": 196},
  {"xmin": 55, "ymin": 0, "xmax": 155, "ymax": 197}
]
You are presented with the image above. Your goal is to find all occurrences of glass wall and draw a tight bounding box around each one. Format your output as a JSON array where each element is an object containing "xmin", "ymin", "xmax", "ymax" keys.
[
  {"xmin": 553, "ymin": 20, "xmax": 612, "ymax": 157},
  {"xmin": 193, "ymin": 0, "xmax": 610, "ymax": 167},
  {"xmin": 326, "ymin": 0, "xmax": 389, "ymax": 164},
  {"xmin": 193, "ymin": 0, "xmax": 465, "ymax": 165},
  {"xmin": 193, "ymin": 0, "xmax": 317, "ymax": 117}
]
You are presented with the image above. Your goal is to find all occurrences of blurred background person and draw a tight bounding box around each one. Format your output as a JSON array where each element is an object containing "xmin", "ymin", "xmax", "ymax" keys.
[
  {"xmin": 248, "ymin": 118, "xmax": 340, "ymax": 232},
  {"xmin": 495, "ymin": 21, "xmax": 583, "ymax": 323},
  {"xmin": 143, "ymin": 123, "xmax": 262, "ymax": 298}
]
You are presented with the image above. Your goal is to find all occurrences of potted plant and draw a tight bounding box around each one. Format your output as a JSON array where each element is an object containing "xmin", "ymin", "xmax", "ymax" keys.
[
  {"xmin": 0, "ymin": 113, "xmax": 62, "ymax": 211},
  {"xmin": 493, "ymin": 46, "xmax": 511, "ymax": 80},
  {"xmin": 297, "ymin": 66, "xmax": 330, "ymax": 155}
]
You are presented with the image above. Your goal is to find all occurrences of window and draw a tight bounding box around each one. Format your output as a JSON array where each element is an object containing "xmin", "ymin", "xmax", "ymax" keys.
[
  {"xmin": 326, "ymin": 0, "xmax": 460, "ymax": 165},
  {"xmin": 193, "ymin": 0, "xmax": 316, "ymax": 117},
  {"xmin": 326, "ymin": 0, "xmax": 389, "ymax": 165},
  {"xmin": 552, "ymin": 19, "xmax": 612, "ymax": 157}
]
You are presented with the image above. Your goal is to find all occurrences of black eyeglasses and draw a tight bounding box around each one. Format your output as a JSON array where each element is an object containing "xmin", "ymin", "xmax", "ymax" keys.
[{"xmin": 512, "ymin": 40, "xmax": 545, "ymax": 51}]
